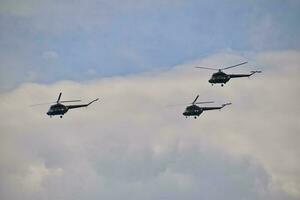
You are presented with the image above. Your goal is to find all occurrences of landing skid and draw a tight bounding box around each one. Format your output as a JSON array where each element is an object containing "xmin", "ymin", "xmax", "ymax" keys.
[
  {"xmin": 211, "ymin": 83, "xmax": 225, "ymax": 87},
  {"xmin": 184, "ymin": 116, "xmax": 197, "ymax": 119}
]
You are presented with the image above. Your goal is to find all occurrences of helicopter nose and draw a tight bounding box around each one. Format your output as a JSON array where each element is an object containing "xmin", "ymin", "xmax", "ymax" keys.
[
  {"xmin": 208, "ymin": 79, "xmax": 212, "ymax": 83},
  {"xmin": 47, "ymin": 111, "xmax": 50, "ymax": 115}
]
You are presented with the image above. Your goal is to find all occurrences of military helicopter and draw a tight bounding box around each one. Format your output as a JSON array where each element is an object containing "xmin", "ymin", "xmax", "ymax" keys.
[
  {"xmin": 196, "ymin": 61, "xmax": 261, "ymax": 86},
  {"xmin": 33, "ymin": 92, "xmax": 99, "ymax": 118},
  {"xmin": 182, "ymin": 95, "xmax": 231, "ymax": 119}
]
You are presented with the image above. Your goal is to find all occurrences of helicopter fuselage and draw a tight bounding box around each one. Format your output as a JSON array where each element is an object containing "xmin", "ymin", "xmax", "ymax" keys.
[
  {"xmin": 208, "ymin": 71, "xmax": 230, "ymax": 84},
  {"xmin": 47, "ymin": 103, "xmax": 68, "ymax": 116},
  {"xmin": 183, "ymin": 105, "xmax": 203, "ymax": 117}
]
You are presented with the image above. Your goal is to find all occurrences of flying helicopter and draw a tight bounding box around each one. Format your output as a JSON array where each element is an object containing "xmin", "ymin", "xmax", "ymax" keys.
[
  {"xmin": 32, "ymin": 92, "xmax": 99, "ymax": 118},
  {"xmin": 196, "ymin": 61, "xmax": 261, "ymax": 86},
  {"xmin": 182, "ymin": 95, "xmax": 231, "ymax": 119}
]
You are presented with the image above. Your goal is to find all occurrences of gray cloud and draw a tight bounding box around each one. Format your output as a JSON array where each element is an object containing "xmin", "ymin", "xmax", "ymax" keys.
[{"xmin": 0, "ymin": 51, "xmax": 299, "ymax": 199}]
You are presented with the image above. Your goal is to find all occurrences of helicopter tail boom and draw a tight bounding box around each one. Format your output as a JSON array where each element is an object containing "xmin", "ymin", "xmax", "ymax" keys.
[
  {"xmin": 201, "ymin": 103, "xmax": 231, "ymax": 111},
  {"xmin": 66, "ymin": 98, "xmax": 99, "ymax": 109},
  {"xmin": 229, "ymin": 70, "xmax": 261, "ymax": 78}
]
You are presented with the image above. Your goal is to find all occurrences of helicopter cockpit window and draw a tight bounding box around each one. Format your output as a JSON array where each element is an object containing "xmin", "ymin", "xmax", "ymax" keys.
[
  {"xmin": 186, "ymin": 107, "xmax": 194, "ymax": 112},
  {"xmin": 51, "ymin": 107, "xmax": 60, "ymax": 112}
]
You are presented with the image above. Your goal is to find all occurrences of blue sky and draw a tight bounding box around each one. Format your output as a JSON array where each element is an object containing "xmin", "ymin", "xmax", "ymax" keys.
[{"xmin": 0, "ymin": 0, "xmax": 300, "ymax": 91}]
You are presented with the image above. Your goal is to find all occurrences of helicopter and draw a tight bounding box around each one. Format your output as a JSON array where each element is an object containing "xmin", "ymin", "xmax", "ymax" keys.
[
  {"xmin": 196, "ymin": 61, "xmax": 261, "ymax": 86},
  {"xmin": 182, "ymin": 95, "xmax": 231, "ymax": 119},
  {"xmin": 33, "ymin": 92, "xmax": 99, "ymax": 118}
]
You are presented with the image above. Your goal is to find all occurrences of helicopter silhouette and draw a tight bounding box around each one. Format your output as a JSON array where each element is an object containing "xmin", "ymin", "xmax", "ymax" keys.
[
  {"xmin": 182, "ymin": 95, "xmax": 231, "ymax": 119},
  {"xmin": 33, "ymin": 92, "xmax": 99, "ymax": 118},
  {"xmin": 196, "ymin": 61, "xmax": 261, "ymax": 86}
]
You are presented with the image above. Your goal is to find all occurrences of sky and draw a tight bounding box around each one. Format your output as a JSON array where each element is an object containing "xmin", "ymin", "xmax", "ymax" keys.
[
  {"xmin": 1, "ymin": 0, "xmax": 300, "ymax": 91},
  {"xmin": 0, "ymin": 0, "xmax": 300, "ymax": 200}
]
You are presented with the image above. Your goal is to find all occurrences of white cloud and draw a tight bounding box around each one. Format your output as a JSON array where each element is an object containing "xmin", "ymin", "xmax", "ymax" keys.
[{"xmin": 0, "ymin": 51, "xmax": 299, "ymax": 199}]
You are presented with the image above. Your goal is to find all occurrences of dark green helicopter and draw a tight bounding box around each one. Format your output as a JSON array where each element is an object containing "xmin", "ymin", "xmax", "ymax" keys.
[
  {"xmin": 196, "ymin": 62, "xmax": 261, "ymax": 86},
  {"xmin": 33, "ymin": 92, "xmax": 99, "ymax": 118},
  {"xmin": 182, "ymin": 95, "xmax": 231, "ymax": 119}
]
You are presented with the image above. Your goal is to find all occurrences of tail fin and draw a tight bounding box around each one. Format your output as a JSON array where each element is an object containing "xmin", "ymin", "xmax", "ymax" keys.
[
  {"xmin": 222, "ymin": 103, "xmax": 232, "ymax": 108},
  {"xmin": 88, "ymin": 98, "xmax": 99, "ymax": 106},
  {"xmin": 250, "ymin": 70, "xmax": 262, "ymax": 76}
]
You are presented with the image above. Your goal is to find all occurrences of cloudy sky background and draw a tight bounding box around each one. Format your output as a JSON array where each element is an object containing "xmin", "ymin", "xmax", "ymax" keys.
[{"xmin": 1, "ymin": 0, "xmax": 300, "ymax": 200}]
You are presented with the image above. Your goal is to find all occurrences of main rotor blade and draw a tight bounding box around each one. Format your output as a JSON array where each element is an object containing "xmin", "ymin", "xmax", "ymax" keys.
[
  {"xmin": 195, "ymin": 66, "xmax": 218, "ymax": 71},
  {"xmin": 195, "ymin": 101, "xmax": 214, "ymax": 104},
  {"xmin": 192, "ymin": 95, "xmax": 199, "ymax": 105},
  {"xmin": 222, "ymin": 61, "xmax": 248, "ymax": 70},
  {"xmin": 30, "ymin": 102, "xmax": 55, "ymax": 107},
  {"xmin": 166, "ymin": 100, "xmax": 214, "ymax": 107},
  {"xmin": 57, "ymin": 92, "xmax": 62, "ymax": 103},
  {"xmin": 60, "ymin": 100, "xmax": 81, "ymax": 103},
  {"xmin": 166, "ymin": 103, "xmax": 189, "ymax": 107}
]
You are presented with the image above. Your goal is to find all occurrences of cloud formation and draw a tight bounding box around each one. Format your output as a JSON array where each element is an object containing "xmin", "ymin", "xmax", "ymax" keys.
[{"xmin": 0, "ymin": 51, "xmax": 299, "ymax": 200}]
